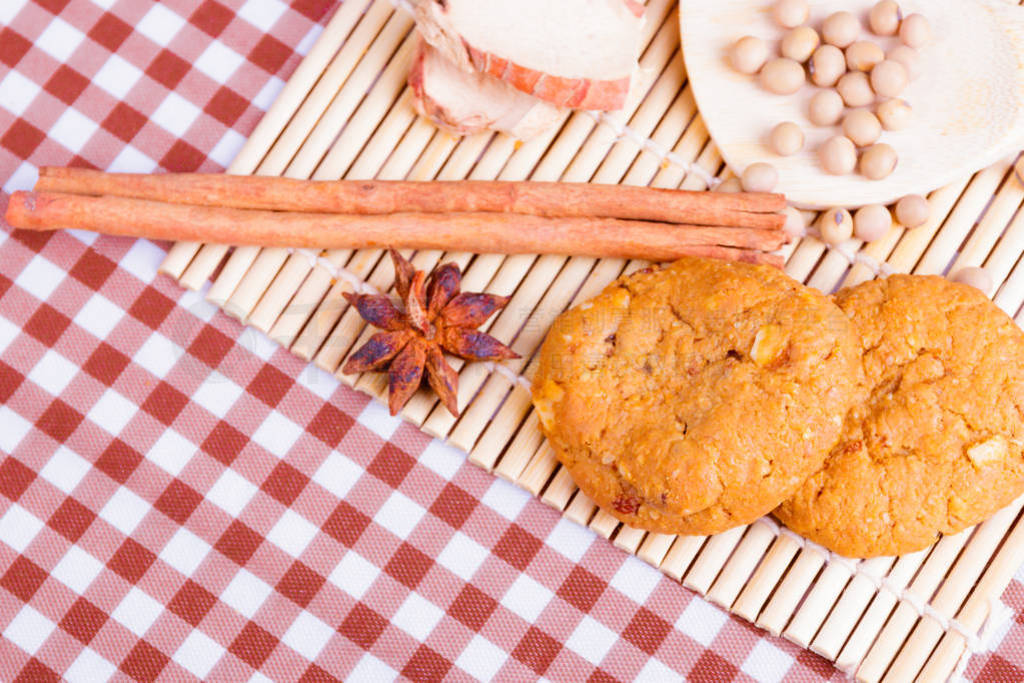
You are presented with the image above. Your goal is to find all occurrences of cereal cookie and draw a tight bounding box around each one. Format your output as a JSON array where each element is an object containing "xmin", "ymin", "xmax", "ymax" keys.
[
  {"xmin": 776, "ymin": 275, "xmax": 1024, "ymax": 558},
  {"xmin": 532, "ymin": 257, "xmax": 863, "ymax": 535}
]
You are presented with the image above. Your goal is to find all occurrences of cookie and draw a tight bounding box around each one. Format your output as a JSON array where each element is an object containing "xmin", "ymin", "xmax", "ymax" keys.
[
  {"xmin": 532, "ymin": 256, "xmax": 864, "ymax": 535},
  {"xmin": 776, "ymin": 275, "xmax": 1024, "ymax": 558}
]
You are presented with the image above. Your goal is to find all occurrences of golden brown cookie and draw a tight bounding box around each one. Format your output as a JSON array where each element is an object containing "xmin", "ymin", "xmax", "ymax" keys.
[
  {"xmin": 532, "ymin": 257, "xmax": 864, "ymax": 535},
  {"xmin": 776, "ymin": 275, "xmax": 1024, "ymax": 558}
]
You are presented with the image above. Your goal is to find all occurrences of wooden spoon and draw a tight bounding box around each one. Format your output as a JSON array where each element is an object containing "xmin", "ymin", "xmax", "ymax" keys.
[{"xmin": 679, "ymin": 0, "xmax": 1024, "ymax": 208}]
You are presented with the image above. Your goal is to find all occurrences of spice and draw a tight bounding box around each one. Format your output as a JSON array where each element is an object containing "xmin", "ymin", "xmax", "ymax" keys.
[{"xmin": 342, "ymin": 249, "xmax": 518, "ymax": 416}]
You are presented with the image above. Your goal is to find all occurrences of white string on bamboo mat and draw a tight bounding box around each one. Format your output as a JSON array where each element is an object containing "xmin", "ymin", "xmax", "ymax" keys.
[
  {"xmin": 804, "ymin": 228, "xmax": 897, "ymax": 278},
  {"xmin": 952, "ymin": 600, "xmax": 1013, "ymax": 682},
  {"xmin": 582, "ymin": 111, "xmax": 721, "ymax": 189}
]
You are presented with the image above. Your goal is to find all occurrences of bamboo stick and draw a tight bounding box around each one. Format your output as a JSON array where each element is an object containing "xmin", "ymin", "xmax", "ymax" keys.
[
  {"xmin": 590, "ymin": 510, "xmax": 620, "ymax": 539},
  {"xmin": 637, "ymin": 533, "xmax": 677, "ymax": 568},
  {"xmin": 918, "ymin": 505, "xmax": 1024, "ymax": 680},
  {"xmin": 785, "ymin": 561, "xmax": 859, "ymax": 647},
  {"xmin": 291, "ymin": 249, "xmax": 382, "ymax": 360},
  {"xmin": 882, "ymin": 499, "xmax": 1024, "ymax": 681},
  {"xmin": 757, "ymin": 549, "xmax": 825, "ymax": 636},
  {"xmin": 660, "ymin": 535, "xmax": 707, "ymax": 582},
  {"xmin": 706, "ymin": 523, "xmax": 778, "ymax": 609},
  {"xmin": 732, "ymin": 536, "xmax": 802, "ymax": 622},
  {"xmin": 539, "ymin": 467, "xmax": 577, "ymax": 511},
  {"xmin": 248, "ymin": 254, "xmax": 315, "ymax": 333},
  {"xmin": 261, "ymin": 1, "xmax": 398, "ymax": 176},
  {"xmin": 810, "ymin": 557, "xmax": 896, "ymax": 660},
  {"xmin": 915, "ymin": 162, "xmax": 1011, "ymax": 275},
  {"xmin": 478, "ymin": 257, "xmax": 628, "ymax": 474},
  {"xmin": 683, "ymin": 526, "xmax": 747, "ymax": 595},
  {"xmin": 564, "ymin": 491, "xmax": 598, "ymax": 528},
  {"xmin": 948, "ymin": 168, "xmax": 1024, "ymax": 274},
  {"xmin": 514, "ymin": 443, "xmax": 558, "ymax": 496},
  {"xmin": 614, "ymin": 526, "xmax": 648, "ymax": 555},
  {"xmin": 834, "ymin": 550, "xmax": 930, "ymax": 673},
  {"xmin": 854, "ymin": 528, "xmax": 973, "ymax": 682},
  {"xmin": 997, "ymin": 244, "xmax": 1024, "ymax": 318}
]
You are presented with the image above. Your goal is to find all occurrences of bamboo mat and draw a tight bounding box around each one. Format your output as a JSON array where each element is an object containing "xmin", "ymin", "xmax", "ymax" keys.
[{"xmin": 158, "ymin": 1, "xmax": 1024, "ymax": 680}]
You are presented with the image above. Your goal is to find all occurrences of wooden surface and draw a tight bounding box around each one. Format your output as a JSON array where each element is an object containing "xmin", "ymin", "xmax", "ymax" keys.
[
  {"xmin": 679, "ymin": 0, "xmax": 1024, "ymax": 208},
  {"xmin": 158, "ymin": 1, "xmax": 1024, "ymax": 680}
]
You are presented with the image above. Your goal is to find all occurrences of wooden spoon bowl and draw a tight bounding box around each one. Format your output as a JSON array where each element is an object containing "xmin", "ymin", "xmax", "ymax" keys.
[{"xmin": 679, "ymin": 0, "xmax": 1024, "ymax": 208}]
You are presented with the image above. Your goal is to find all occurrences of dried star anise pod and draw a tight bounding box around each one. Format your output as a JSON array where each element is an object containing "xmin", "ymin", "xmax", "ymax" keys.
[{"xmin": 341, "ymin": 249, "xmax": 519, "ymax": 416}]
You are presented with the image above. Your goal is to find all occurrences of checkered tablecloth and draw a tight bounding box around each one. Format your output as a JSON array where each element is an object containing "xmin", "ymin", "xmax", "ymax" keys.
[{"xmin": 1, "ymin": 1, "xmax": 1023, "ymax": 681}]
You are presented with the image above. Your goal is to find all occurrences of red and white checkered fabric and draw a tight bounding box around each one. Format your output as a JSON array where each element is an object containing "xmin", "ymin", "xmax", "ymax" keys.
[{"xmin": 0, "ymin": 1, "xmax": 1022, "ymax": 681}]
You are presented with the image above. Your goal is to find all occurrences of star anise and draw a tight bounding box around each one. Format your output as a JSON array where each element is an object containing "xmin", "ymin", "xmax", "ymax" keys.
[{"xmin": 341, "ymin": 249, "xmax": 519, "ymax": 416}]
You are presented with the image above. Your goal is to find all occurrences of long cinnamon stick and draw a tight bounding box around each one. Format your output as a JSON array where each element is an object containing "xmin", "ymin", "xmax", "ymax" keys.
[
  {"xmin": 5, "ymin": 191, "xmax": 785, "ymax": 266},
  {"xmin": 35, "ymin": 167, "xmax": 786, "ymax": 230}
]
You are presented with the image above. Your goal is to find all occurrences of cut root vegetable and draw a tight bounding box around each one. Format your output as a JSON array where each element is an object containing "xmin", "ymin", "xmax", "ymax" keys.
[
  {"xmin": 409, "ymin": 41, "xmax": 561, "ymax": 140},
  {"xmin": 412, "ymin": 0, "xmax": 644, "ymax": 111}
]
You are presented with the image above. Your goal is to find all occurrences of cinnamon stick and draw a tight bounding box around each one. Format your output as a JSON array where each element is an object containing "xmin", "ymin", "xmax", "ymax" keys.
[
  {"xmin": 35, "ymin": 167, "xmax": 786, "ymax": 230},
  {"xmin": 5, "ymin": 191, "xmax": 785, "ymax": 266}
]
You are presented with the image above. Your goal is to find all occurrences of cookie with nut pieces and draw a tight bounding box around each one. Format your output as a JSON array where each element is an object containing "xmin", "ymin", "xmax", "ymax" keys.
[
  {"xmin": 776, "ymin": 275, "xmax": 1024, "ymax": 557},
  {"xmin": 531, "ymin": 257, "xmax": 864, "ymax": 535}
]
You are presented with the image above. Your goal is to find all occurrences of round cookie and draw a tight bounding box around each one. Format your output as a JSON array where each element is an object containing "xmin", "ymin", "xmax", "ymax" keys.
[
  {"xmin": 776, "ymin": 275, "xmax": 1024, "ymax": 558},
  {"xmin": 532, "ymin": 257, "xmax": 864, "ymax": 535}
]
